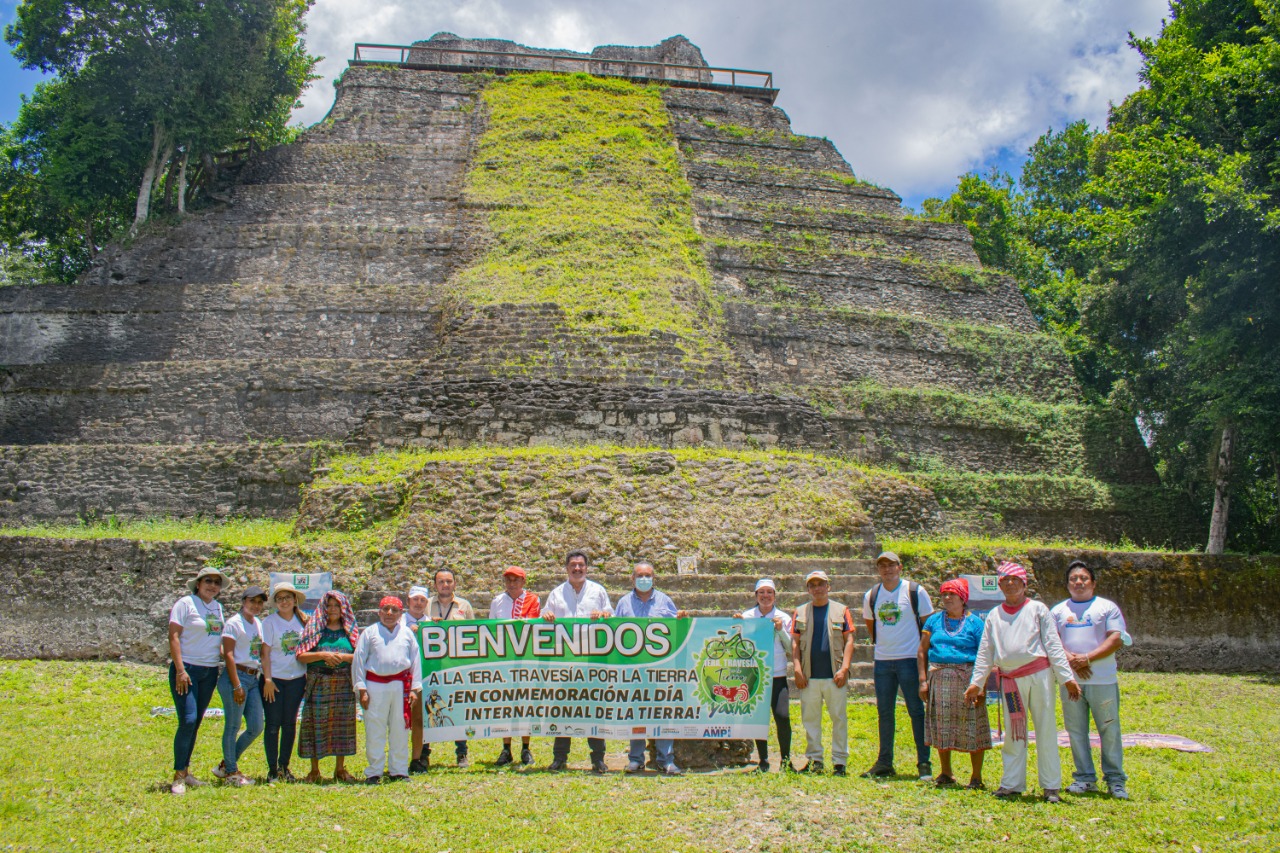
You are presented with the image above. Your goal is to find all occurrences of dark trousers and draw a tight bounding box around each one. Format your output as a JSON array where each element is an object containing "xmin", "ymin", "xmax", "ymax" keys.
[
  {"xmin": 755, "ymin": 675, "xmax": 793, "ymax": 761},
  {"xmin": 262, "ymin": 674, "xmax": 306, "ymax": 773},
  {"xmin": 873, "ymin": 657, "xmax": 929, "ymax": 768},
  {"xmin": 424, "ymin": 740, "xmax": 468, "ymax": 759},
  {"xmin": 170, "ymin": 662, "xmax": 219, "ymax": 772},
  {"xmin": 553, "ymin": 736, "xmax": 605, "ymax": 762}
]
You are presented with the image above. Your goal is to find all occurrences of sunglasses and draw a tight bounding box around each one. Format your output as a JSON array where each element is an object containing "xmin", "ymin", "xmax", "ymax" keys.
[{"xmin": 201, "ymin": 577, "xmax": 224, "ymax": 586}]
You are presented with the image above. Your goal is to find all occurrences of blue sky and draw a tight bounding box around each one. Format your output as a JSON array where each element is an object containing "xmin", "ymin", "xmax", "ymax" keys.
[{"xmin": 0, "ymin": 0, "xmax": 1170, "ymax": 210}]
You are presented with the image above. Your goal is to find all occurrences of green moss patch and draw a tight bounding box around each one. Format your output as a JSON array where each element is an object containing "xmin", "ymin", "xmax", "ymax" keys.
[{"xmin": 453, "ymin": 72, "xmax": 730, "ymax": 363}]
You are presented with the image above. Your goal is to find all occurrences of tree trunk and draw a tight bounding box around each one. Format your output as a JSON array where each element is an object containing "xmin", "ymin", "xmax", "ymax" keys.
[
  {"xmin": 131, "ymin": 123, "xmax": 167, "ymax": 236},
  {"xmin": 1206, "ymin": 424, "xmax": 1236, "ymax": 554},
  {"xmin": 162, "ymin": 155, "xmax": 177, "ymax": 211},
  {"xmin": 177, "ymin": 149, "xmax": 190, "ymax": 215}
]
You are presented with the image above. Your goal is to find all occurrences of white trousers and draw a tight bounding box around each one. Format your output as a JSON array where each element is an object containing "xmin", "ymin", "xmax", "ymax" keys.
[
  {"xmin": 999, "ymin": 668, "xmax": 1062, "ymax": 792},
  {"xmin": 800, "ymin": 678, "xmax": 848, "ymax": 764},
  {"xmin": 364, "ymin": 680, "xmax": 411, "ymax": 778}
]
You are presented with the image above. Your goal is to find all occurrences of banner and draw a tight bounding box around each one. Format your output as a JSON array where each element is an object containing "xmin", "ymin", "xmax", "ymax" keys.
[
  {"xmin": 961, "ymin": 574, "xmax": 1003, "ymax": 617},
  {"xmin": 414, "ymin": 617, "xmax": 774, "ymax": 742},
  {"xmin": 267, "ymin": 571, "xmax": 333, "ymax": 614}
]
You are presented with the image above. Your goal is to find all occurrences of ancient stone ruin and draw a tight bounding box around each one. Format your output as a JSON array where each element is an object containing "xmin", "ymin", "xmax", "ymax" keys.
[{"xmin": 6, "ymin": 35, "xmax": 1255, "ymax": 695}]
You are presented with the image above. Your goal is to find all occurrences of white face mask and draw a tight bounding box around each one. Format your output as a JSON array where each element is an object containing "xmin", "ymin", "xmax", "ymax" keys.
[{"xmin": 634, "ymin": 576, "xmax": 654, "ymax": 593}]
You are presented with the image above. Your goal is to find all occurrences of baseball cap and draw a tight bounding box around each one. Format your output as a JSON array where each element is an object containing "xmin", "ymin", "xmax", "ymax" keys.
[
  {"xmin": 804, "ymin": 570, "xmax": 830, "ymax": 584},
  {"xmin": 754, "ymin": 578, "xmax": 776, "ymax": 592}
]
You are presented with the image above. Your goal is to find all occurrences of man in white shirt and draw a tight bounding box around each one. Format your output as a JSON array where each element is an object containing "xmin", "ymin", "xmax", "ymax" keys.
[
  {"xmin": 861, "ymin": 551, "xmax": 934, "ymax": 780},
  {"xmin": 1052, "ymin": 560, "xmax": 1129, "ymax": 799},
  {"xmin": 966, "ymin": 562, "xmax": 1080, "ymax": 802},
  {"xmin": 542, "ymin": 549, "xmax": 613, "ymax": 773},
  {"xmin": 354, "ymin": 596, "xmax": 423, "ymax": 783}
]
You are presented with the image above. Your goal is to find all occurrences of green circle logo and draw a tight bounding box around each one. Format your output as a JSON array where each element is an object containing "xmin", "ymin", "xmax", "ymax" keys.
[{"xmin": 693, "ymin": 626, "xmax": 768, "ymax": 715}]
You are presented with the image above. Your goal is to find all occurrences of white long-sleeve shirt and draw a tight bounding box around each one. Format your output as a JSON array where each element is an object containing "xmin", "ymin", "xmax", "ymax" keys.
[
  {"xmin": 352, "ymin": 621, "xmax": 423, "ymax": 692},
  {"xmin": 544, "ymin": 580, "xmax": 613, "ymax": 618},
  {"xmin": 969, "ymin": 599, "xmax": 1074, "ymax": 688}
]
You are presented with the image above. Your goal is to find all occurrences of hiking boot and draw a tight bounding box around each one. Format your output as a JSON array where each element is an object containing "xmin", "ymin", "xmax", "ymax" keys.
[
  {"xmin": 547, "ymin": 759, "xmax": 568, "ymax": 772},
  {"xmin": 494, "ymin": 749, "xmax": 514, "ymax": 767},
  {"xmin": 520, "ymin": 747, "xmax": 535, "ymax": 766},
  {"xmin": 456, "ymin": 754, "xmax": 471, "ymax": 769},
  {"xmin": 1044, "ymin": 789, "xmax": 1062, "ymax": 803},
  {"xmin": 832, "ymin": 765, "xmax": 847, "ymax": 777},
  {"xmin": 1067, "ymin": 780, "xmax": 1099, "ymax": 794},
  {"xmin": 860, "ymin": 764, "xmax": 894, "ymax": 779},
  {"xmin": 1109, "ymin": 783, "xmax": 1130, "ymax": 800},
  {"xmin": 590, "ymin": 759, "xmax": 608, "ymax": 775}
]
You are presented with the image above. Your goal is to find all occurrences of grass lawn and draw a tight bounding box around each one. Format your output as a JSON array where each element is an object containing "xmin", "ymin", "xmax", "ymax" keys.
[{"xmin": 0, "ymin": 661, "xmax": 1274, "ymax": 851}]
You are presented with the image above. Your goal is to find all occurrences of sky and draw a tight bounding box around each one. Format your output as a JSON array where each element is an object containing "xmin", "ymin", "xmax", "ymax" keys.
[{"xmin": 0, "ymin": 0, "xmax": 1170, "ymax": 210}]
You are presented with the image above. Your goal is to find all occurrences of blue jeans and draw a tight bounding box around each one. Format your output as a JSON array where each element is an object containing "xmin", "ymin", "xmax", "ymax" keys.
[
  {"xmin": 1061, "ymin": 682, "xmax": 1126, "ymax": 786},
  {"xmin": 170, "ymin": 662, "xmax": 220, "ymax": 772},
  {"xmin": 217, "ymin": 667, "xmax": 265, "ymax": 774},
  {"xmin": 629, "ymin": 738, "xmax": 675, "ymax": 768},
  {"xmin": 873, "ymin": 657, "xmax": 929, "ymax": 769}
]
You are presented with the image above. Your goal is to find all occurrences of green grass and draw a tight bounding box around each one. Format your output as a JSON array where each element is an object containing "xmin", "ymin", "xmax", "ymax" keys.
[
  {"xmin": 454, "ymin": 72, "xmax": 729, "ymax": 362},
  {"xmin": 1, "ymin": 661, "xmax": 1274, "ymax": 851},
  {"xmin": 0, "ymin": 517, "xmax": 296, "ymax": 547}
]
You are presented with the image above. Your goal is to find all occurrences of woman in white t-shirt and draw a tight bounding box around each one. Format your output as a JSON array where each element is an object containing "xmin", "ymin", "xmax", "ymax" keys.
[
  {"xmin": 212, "ymin": 585, "xmax": 268, "ymax": 786},
  {"xmin": 166, "ymin": 566, "xmax": 227, "ymax": 795},
  {"xmin": 260, "ymin": 583, "xmax": 309, "ymax": 782},
  {"xmin": 738, "ymin": 578, "xmax": 794, "ymax": 772}
]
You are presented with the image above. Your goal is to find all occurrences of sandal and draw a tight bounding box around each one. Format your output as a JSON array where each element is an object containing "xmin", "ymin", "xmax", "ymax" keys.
[
  {"xmin": 303, "ymin": 770, "xmax": 323, "ymax": 784},
  {"xmin": 333, "ymin": 769, "xmax": 359, "ymax": 784},
  {"xmin": 967, "ymin": 779, "xmax": 986, "ymax": 790},
  {"xmin": 934, "ymin": 774, "xmax": 957, "ymax": 787}
]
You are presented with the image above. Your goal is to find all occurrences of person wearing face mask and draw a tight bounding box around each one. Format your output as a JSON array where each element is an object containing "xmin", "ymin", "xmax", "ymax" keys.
[
  {"xmin": 615, "ymin": 561, "xmax": 687, "ymax": 776},
  {"xmin": 402, "ymin": 586, "xmax": 432, "ymax": 774},
  {"xmin": 167, "ymin": 566, "xmax": 227, "ymax": 794},
  {"xmin": 212, "ymin": 585, "xmax": 269, "ymax": 786},
  {"xmin": 738, "ymin": 578, "xmax": 794, "ymax": 772},
  {"xmin": 489, "ymin": 567, "xmax": 541, "ymax": 767}
]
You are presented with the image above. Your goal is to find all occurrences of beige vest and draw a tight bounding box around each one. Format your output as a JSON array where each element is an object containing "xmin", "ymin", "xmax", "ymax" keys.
[{"xmin": 793, "ymin": 600, "xmax": 852, "ymax": 679}]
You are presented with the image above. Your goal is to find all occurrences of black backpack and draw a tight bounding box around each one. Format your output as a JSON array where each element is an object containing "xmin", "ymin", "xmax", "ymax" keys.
[{"xmin": 866, "ymin": 582, "xmax": 923, "ymax": 643}]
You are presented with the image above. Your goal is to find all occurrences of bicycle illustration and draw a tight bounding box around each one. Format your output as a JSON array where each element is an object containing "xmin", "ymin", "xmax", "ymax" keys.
[
  {"xmin": 702, "ymin": 626, "xmax": 757, "ymax": 660},
  {"xmin": 424, "ymin": 689, "xmax": 454, "ymax": 728}
]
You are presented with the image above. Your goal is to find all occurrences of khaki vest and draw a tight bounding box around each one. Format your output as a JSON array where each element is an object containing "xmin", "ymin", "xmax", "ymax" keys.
[{"xmin": 793, "ymin": 600, "xmax": 851, "ymax": 680}]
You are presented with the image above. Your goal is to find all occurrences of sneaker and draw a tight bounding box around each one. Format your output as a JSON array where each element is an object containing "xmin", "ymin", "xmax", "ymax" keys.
[
  {"xmin": 170, "ymin": 779, "xmax": 186, "ymax": 795},
  {"xmin": 1067, "ymin": 780, "xmax": 1099, "ymax": 794},
  {"xmin": 456, "ymin": 755, "xmax": 471, "ymax": 769},
  {"xmin": 495, "ymin": 749, "xmax": 514, "ymax": 768},
  {"xmin": 210, "ymin": 761, "xmax": 228, "ymax": 780},
  {"xmin": 547, "ymin": 759, "xmax": 567, "ymax": 772},
  {"xmin": 800, "ymin": 760, "xmax": 824, "ymax": 774},
  {"xmin": 664, "ymin": 764, "xmax": 683, "ymax": 776},
  {"xmin": 917, "ymin": 763, "xmax": 934, "ymax": 782},
  {"xmin": 993, "ymin": 787, "xmax": 1021, "ymax": 798},
  {"xmin": 520, "ymin": 748, "xmax": 535, "ymax": 766},
  {"xmin": 832, "ymin": 765, "xmax": 847, "ymax": 777},
  {"xmin": 409, "ymin": 758, "xmax": 430, "ymax": 774},
  {"xmin": 183, "ymin": 774, "xmax": 207, "ymax": 788},
  {"xmin": 625, "ymin": 760, "xmax": 644, "ymax": 773},
  {"xmin": 860, "ymin": 764, "xmax": 894, "ymax": 779},
  {"xmin": 226, "ymin": 772, "xmax": 254, "ymax": 787},
  {"xmin": 590, "ymin": 759, "xmax": 608, "ymax": 775},
  {"xmin": 365, "ymin": 775, "xmax": 381, "ymax": 785},
  {"xmin": 280, "ymin": 768, "xmax": 297, "ymax": 783},
  {"xmin": 1044, "ymin": 789, "xmax": 1062, "ymax": 804},
  {"xmin": 1109, "ymin": 783, "xmax": 1130, "ymax": 800},
  {"xmin": 389, "ymin": 774, "xmax": 410, "ymax": 782}
]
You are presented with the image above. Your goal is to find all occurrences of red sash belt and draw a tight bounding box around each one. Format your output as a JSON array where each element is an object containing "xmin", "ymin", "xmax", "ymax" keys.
[
  {"xmin": 996, "ymin": 656, "xmax": 1050, "ymax": 743},
  {"xmin": 367, "ymin": 669, "xmax": 414, "ymax": 728}
]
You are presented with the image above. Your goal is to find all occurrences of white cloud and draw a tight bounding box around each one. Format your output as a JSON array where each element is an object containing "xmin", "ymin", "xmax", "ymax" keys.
[{"xmin": 295, "ymin": 0, "xmax": 1169, "ymax": 205}]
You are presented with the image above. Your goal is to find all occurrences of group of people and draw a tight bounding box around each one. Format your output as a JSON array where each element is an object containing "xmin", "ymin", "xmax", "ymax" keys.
[{"xmin": 165, "ymin": 548, "xmax": 1130, "ymax": 804}]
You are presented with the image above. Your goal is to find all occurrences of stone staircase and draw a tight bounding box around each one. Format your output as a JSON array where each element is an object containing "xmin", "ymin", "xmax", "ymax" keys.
[{"xmin": 355, "ymin": 544, "xmax": 884, "ymax": 695}]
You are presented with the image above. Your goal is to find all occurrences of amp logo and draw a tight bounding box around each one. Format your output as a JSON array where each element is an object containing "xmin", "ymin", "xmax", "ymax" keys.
[{"xmin": 702, "ymin": 727, "xmax": 731, "ymax": 738}]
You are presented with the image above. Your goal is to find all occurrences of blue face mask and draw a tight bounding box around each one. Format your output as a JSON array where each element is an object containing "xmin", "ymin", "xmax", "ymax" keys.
[{"xmin": 635, "ymin": 576, "xmax": 654, "ymax": 593}]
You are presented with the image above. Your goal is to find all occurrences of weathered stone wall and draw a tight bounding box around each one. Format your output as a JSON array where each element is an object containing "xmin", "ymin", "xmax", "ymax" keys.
[{"xmin": 0, "ymin": 444, "xmax": 319, "ymax": 522}]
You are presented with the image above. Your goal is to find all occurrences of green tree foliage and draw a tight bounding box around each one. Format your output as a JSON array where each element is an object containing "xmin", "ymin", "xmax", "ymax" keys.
[
  {"xmin": 925, "ymin": 0, "xmax": 1280, "ymax": 551},
  {"xmin": 1, "ymin": 0, "xmax": 316, "ymax": 282}
]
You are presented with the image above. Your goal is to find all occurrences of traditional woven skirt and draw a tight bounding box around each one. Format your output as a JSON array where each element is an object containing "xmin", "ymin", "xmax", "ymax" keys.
[
  {"xmin": 298, "ymin": 665, "xmax": 357, "ymax": 758},
  {"xmin": 925, "ymin": 663, "xmax": 993, "ymax": 753}
]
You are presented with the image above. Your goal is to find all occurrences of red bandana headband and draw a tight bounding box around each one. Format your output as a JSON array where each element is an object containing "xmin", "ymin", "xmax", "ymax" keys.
[
  {"xmin": 997, "ymin": 561, "xmax": 1027, "ymax": 581},
  {"xmin": 380, "ymin": 596, "xmax": 404, "ymax": 610},
  {"xmin": 939, "ymin": 578, "xmax": 969, "ymax": 604}
]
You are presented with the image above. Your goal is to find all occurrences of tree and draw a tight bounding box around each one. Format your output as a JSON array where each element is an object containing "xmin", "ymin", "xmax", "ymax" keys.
[{"xmin": 5, "ymin": 0, "xmax": 316, "ymax": 248}]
